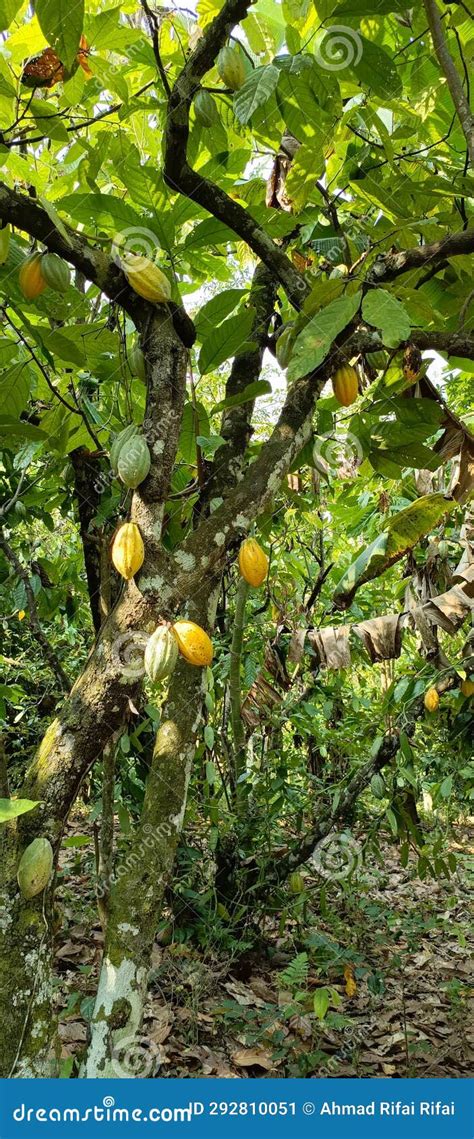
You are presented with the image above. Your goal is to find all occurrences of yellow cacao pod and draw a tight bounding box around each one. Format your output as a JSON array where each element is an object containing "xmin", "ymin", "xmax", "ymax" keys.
[
  {"xmin": 332, "ymin": 364, "xmax": 359, "ymax": 407},
  {"xmin": 238, "ymin": 538, "xmax": 268, "ymax": 588},
  {"xmin": 111, "ymin": 522, "xmax": 144, "ymax": 581},
  {"xmin": 17, "ymin": 837, "xmax": 53, "ymax": 899},
  {"xmin": 424, "ymin": 687, "xmax": 439, "ymax": 713},
  {"xmin": 461, "ymin": 678, "xmax": 474, "ymax": 697},
  {"xmin": 172, "ymin": 620, "xmax": 213, "ymax": 667},
  {"xmin": 19, "ymin": 253, "xmax": 47, "ymax": 300},
  {"xmin": 122, "ymin": 254, "xmax": 172, "ymax": 304}
]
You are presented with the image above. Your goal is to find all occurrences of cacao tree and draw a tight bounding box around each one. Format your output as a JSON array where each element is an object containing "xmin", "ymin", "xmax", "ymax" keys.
[{"xmin": 0, "ymin": 0, "xmax": 473, "ymax": 1078}]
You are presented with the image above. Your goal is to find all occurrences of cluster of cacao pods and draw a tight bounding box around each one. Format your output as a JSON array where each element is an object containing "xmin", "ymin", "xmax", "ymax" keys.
[
  {"xmin": 110, "ymin": 426, "xmax": 151, "ymax": 489},
  {"xmin": 332, "ymin": 364, "xmax": 359, "ymax": 407},
  {"xmin": 17, "ymin": 837, "xmax": 54, "ymax": 899},
  {"xmin": 144, "ymin": 620, "xmax": 213, "ymax": 683},
  {"xmin": 18, "ymin": 251, "xmax": 71, "ymax": 300}
]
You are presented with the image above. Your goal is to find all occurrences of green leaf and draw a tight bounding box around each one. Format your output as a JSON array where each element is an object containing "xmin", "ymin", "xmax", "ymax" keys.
[
  {"xmin": 0, "ymin": 0, "xmax": 23, "ymax": 30},
  {"xmin": 0, "ymin": 363, "xmax": 31, "ymax": 418},
  {"xmin": 0, "ymin": 417, "xmax": 46, "ymax": 442},
  {"xmin": 362, "ymin": 290, "xmax": 411, "ymax": 348},
  {"xmin": 318, "ymin": 33, "xmax": 402, "ymax": 99},
  {"xmin": 288, "ymin": 291, "xmax": 362, "ymax": 381},
  {"xmin": 211, "ymin": 379, "xmax": 272, "ymax": 415},
  {"xmin": 234, "ymin": 64, "xmax": 280, "ymax": 124},
  {"xmin": 204, "ymin": 725, "xmax": 215, "ymax": 750},
  {"xmin": 195, "ymin": 289, "xmax": 247, "ymax": 336},
  {"xmin": 0, "ymin": 798, "xmax": 40, "ymax": 824},
  {"xmin": 37, "ymin": 196, "xmax": 74, "ymax": 248},
  {"xmin": 333, "ymin": 0, "xmax": 409, "ymax": 13},
  {"xmin": 334, "ymin": 531, "xmax": 389, "ymax": 600},
  {"xmin": 36, "ymin": 0, "xmax": 84, "ymax": 71},
  {"xmin": 178, "ymin": 401, "xmax": 210, "ymax": 465},
  {"xmin": 385, "ymin": 493, "xmax": 456, "ymax": 559},
  {"xmin": 313, "ymin": 987, "xmax": 331, "ymax": 1020},
  {"xmin": 199, "ymin": 308, "xmax": 256, "ymax": 375}
]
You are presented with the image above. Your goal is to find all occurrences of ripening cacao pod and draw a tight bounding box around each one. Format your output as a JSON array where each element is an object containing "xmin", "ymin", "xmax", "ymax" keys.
[
  {"xmin": 424, "ymin": 687, "xmax": 439, "ymax": 713},
  {"xmin": 0, "ymin": 224, "xmax": 10, "ymax": 264},
  {"xmin": 17, "ymin": 837, "xmax": 53, "ymax": 899},
  {"xmin": 76, "ymin": 35, "xmax": 92, "ymax": 78},
  {"xmin": 172, "ymin": 620, "xmax": 213, "ymax": 667},
  {"xmin": 332, "ymin": 364, "xmax": 359, "ymax": 407},
  {"xmin": 21, "ymin": 47, "xmax": 64, "ymax": 88},
  {"xmin": 461, "ymin": 678, "xmax": 474, "ymax": 697},
  {"xmin": 238, "ymin": 538, "xmax": 268, "ymax": 588},
  {"xmin": 276, "ymin": 325, "xmax": 295, "ymax": 370},
  {"xmin": 370, "ymin": 773, "xmax": 387, "ymax": 800},
  {"xmin": 110, "ymin": 423, "xmax": 140, "ymax": 474},
  {"xmin": 122, "ymin": 254, "xmax": 172, "ymax": 304},
  {"xmin": 19, "ymin": 253, "xmax": 47, "ymax": 300},
  {"xmin": 144, "ymin": 625, "xmax": 179, "ymax": 684},
  {"xmin": 403, "ymin": 344, "xmax": 422, "ymax": 384},
  {"xmin": 41, "ymin": 252, "xmax": 71, "ymax": 292},
  {"xmin": 329, "ymin": 263, "xmax": 349, "ymax": 278},
  {"xmin": 128, "ymin": 343, "xmax": 146, "ymax": 381},
  {"xmin": 366, "ymin": 350, "xmax": 386, "ymax": 372},
  {"xmin": 194, "ymin": 89, "xmax": 219, "ymax": 127},
  {"xmin": 216, "ymin": 45, "xmax": 247, "ymax": 90},
  {"xmin": 117, "ymin": 435, "xmax": 151, "ymax": 489},
  {"xmin": 288, "ymin": 871, "xmax": 305, "ymax": 894},
  {"xmin": 111, "ymin": 522, "xmax": 144, "ymax": 580}
]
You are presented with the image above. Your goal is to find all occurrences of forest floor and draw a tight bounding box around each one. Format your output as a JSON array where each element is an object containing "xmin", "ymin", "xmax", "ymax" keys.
[{"xmin": 55, "ymin": 814, "xmax": 474, "ymax": 1079}]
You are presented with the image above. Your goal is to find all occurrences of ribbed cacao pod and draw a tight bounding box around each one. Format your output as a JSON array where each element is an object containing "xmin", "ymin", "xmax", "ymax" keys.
[
  {"xmin": 144, "ymin": 625, "xmax": 179, "ymax": 684},
  {"xmin": 17, "ymin": 837, "xmax": 53, "ymax": 899},
  {"xmin": 403, "ymin": 344, "xmax": 422, "ymax": 384},
  {"xmin": 19, "ymin": 253, "xmax": 47, "ymax": 300},
  {"xmin": 194, "ymin": 90, "xmax": 219, "ymax": 127},
  {"xmin": 424, "ymin": 687, "xmax": 439, "ymax": 713},
  {"xmin": 122, "ymin": 254, "xmax": 172, "ymax": 304},
  {"xmin": 216, "ymin": 45, "xmax": 247, "ymax": 90},
  {"xmin": 111, "ymin": 522, "xmax": 144, "ymax": 580},
  {"xmin": 366, "ymin": 350, "xmax": 386, "ymax": 372},
  {"xmin": 238, "ymin": 538, "xmax": 268, "ymax": 588},
  {"xmin": 172, "ymin": 620, "xmax": 213, "ymax": 667},
  {"xmin": 332, "ymin": 364, "xmax": 359, "ymax": 407},
  {"xmin": 288, "ymin": 871, "xmax": 305, "ymax": 894},
  {"xmin": 110, "ymin": 423, "xmax": 139, "ymax": 474},
  {"xmin": 276, "ymin": 325, "xmax": 295, "ymax": 370},
  {"xmin": 128, "ymin": 343, "xmax": 146, "ymax": 381},
  {"xmin": 461, "ymin": 678, "xmax": 474, "ymax": 697},
  {"xmin": 0, "ymin": 224, "xmax": 10, "ymax": 264},
  {"xmin": 41, "ymin": 252, "xmax": 71, "ymax": 292},
  {"xmin": 117, "ymin": 435, "xmax": 151, "ymax": 489},
  {"xmin": 370, "ymin": 773, "xmax": 387, "ymax": 800}
]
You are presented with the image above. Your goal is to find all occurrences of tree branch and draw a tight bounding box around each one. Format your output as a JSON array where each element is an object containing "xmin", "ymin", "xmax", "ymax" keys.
[
  {"xmin": 162, "ymin": 0, "xmax": 308, "ymax": 308},
  {"xmin": 366, "ymin": 229, "xmax": 474, "ymax": 285},
  {"xmin": 423, "ymin": 0, "xmax": 474, "ymax": 167}
]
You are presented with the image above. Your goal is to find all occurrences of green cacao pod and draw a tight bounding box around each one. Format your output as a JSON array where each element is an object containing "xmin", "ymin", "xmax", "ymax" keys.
[
  {"xmin": 128, "ymin": 343, "xmax": 146, "ymax": 381},
  {"xmin": 194, "ymin": 89, "xmax": 219, "ymax": 127},
  {"xmin": 276, "ymin": 325, "xmax": 295, "ymax": 370},
  {"xmin": 437, "ymin": 540, "xmax": 448, "ymax": 558},
  {"xmin": 41, "ymin": 252, "xmax": 71, "ymax": 292},
  {"xmin": 110, "ymin": 423, "xmax": 140, "ymax": 474},
  {"xmin": 370, "ymin": 773, "xmax": 386, "ymax": 800},
  {"xmin": 366, "ymin": 350, "xmax": 386, "ymax": 372},
  {"xmin": 216, "ymin": 45, "xmax": 247, "ymax": 91},
  {"xmin": 288, "ymin": 871, "xmax": 305, "ymax": 894},
  {"xmin": 117, "ymin": 434, "xmax": 151, "ymax": 489},
  {"xmin": 0, "ymin": 224, "xmax": 10, "ymax": 265},
  {"xmin": 17, "ymin": 837, "xmax": 54, "ymax": 899},
  {"xmin": 144, "ymin": 625, "xmax": 179, "ymax": 684}
]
